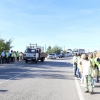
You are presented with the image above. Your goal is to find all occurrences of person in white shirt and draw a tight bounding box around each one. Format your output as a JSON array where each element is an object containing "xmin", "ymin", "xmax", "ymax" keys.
[
  {"xmin": 81, "ymin": 56, "xmax": 94, "ymax": 94},
  {"xmin": 73, "ymin": 53, "xmax": 78, "ymax": 77}
]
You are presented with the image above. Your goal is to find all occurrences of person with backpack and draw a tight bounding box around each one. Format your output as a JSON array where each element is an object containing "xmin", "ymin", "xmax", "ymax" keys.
[{"xmin": 88, "ymin": 53, "xmax": 96, "ymax": 87}]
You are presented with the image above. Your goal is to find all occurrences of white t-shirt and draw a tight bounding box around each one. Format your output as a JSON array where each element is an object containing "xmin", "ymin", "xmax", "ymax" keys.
[
  {"xmin": 82, "ymin": 60, "xmax": 91, "ymax": 75},
  {"xmin": 78, "ymin": 58, "xmax": 83, "ymax": 69},
  {"xmin": 73, "ymin": 56, "xmax": 77, "ymax": 66}
]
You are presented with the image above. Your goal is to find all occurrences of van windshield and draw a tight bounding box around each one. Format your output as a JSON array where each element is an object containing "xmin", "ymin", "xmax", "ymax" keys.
[{"xmin": 25, "ymin": 49, "xmax": 36, "ymax": 53}]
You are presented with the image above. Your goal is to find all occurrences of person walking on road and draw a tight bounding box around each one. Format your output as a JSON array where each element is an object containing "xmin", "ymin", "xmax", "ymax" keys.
[
  {"xmin": 81, "ymin": 56, "xmax": 94, "ymax": 94},
  {"xmin": 88, "ymin": 53, "xmax": 96, "ymax": 87}
]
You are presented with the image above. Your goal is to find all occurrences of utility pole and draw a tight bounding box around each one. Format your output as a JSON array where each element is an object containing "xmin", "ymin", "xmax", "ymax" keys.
[
  {"xmin": 64, "ymin": 46, "xmax": 65, "ymax": 50},
  {"xmin": 45, "ymin": 44, "xmax": 46, "ymax": 52}
]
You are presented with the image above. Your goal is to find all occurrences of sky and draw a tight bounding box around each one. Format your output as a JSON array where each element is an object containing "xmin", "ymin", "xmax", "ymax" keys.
[{"xmin": 0, "ymin": 0, "xmax": 100, "ymax": 52}]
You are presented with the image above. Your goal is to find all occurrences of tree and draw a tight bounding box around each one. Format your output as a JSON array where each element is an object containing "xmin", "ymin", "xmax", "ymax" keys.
[
  {"xmin": 0, "ymin": 37, "xmax": 13, "ymax": 53},
  {"xmin": 62, "ymin": 50, "xmax": 66, "ymax": 54},
  {"xmin": 46, "ymin": 46, "xmax": 52, "ymax": 54},
  {"xmin": 52, "ymin": 46, "xmax": 61, "ymax": 54}
]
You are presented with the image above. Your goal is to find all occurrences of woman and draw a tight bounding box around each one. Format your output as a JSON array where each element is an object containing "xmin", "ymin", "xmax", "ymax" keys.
[
  {"xmin": 81, "ymin": 56, "xmax": 94, "ymax": 94},
  {"xmin": 80, "ymin": 54, "xmax": 86, "ymax": 86}
]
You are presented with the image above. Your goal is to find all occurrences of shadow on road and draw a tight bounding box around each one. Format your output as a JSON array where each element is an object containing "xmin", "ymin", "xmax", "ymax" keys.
[
  {"xmin": 0, "ymin": 59, "xmax": 74, "ymax": 80},
  {"xmin": 0, "ymin": 90, "xmax": 8, "ymax": 92}
]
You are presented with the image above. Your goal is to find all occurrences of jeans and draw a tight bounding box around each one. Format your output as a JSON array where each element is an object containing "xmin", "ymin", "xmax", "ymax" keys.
[
  {"xmin": 74, "ymin": 65, "xmax": 77, "ymax": 76},
  {"xmin": 77, "ymin": 68, "xmax": 81, "ymax": 79},
  {"xmin": 95, "ymin": 68, "xmax": 99, "ymax": 82},
  {"xmin": 92, "ymin": 78, "xmax": 95, "ymax": 86}
]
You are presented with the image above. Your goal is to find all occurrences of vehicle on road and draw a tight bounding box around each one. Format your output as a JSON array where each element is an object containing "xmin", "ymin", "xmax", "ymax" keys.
[
  {"xmin": 23, "ymin": 43, "xmax": 47, "ymax": 63},
  {"xmin": 47, "ymin": 53, "xmax": 57, "ymax": 59},
  {"xmin": 73, "ymin": 48, "xmax": 85, "ymax": 55},
  {"xmin": 56, "ymin": 53, "xmax": 64, "ymax": 58}
]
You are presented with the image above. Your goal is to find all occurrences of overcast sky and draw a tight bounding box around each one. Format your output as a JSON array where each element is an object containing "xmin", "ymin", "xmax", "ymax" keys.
[{"xmin": 0, "ymin": 0, "xmax": 100, "ymax": 52}]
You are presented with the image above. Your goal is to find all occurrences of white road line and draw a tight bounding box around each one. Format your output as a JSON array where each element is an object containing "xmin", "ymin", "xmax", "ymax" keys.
[{"xmin": 75, "ymin": 77, "xmax": 85, "ymax": 100}]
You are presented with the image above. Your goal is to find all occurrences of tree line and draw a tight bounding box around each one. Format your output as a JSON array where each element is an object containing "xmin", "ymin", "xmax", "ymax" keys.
[{"xmin": 46, "ymin": 45, "xmax": 68, "ymax": 54}]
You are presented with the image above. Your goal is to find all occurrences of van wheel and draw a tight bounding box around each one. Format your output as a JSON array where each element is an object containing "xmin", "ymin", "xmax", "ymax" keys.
[{"xmin": 41, "ymin": 58, "xmax": 44, "ymax": 62}]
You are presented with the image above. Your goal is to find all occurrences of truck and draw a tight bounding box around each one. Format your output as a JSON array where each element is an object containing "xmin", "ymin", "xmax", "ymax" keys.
[
  {"xmin": 23, "ymin": 43, "xmax": 47, "ymax": 63},
  {"xmin": 72, "ymin": 48, "xmax": 85, "ymax": 55}
]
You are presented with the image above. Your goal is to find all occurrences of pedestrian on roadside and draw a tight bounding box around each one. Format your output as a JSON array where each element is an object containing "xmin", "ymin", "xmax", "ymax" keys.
[
  {"xmin": 16, "ymin": 51, "xmax": 20, "ymax": 61},
  {"xmin": 13, "ymin": 51, "xmax": 16, "ymax": 62},
  {"xmin": 0, "ymin": 54, "xmax": 1, "ymax": 64},
  {"xmin": 94, "ymin": 52, "xmax": 100, "ymax": 83},
  {"xmin": 77, "ymin": 54, "xmax": 81, "ymax": 79},
  {"xmin": 5, "ymin": 50, "xmax": 9, "ymax": 63},
  {"xmin": 81, "ymin": 56, "xmax": 94, "ymax": 94},
  {"xmin": 1, "ymin": 50, "xmax": 5, "ymax": 64},
  {"xmin": 88, "ymin": 53, "xmax": 96, "ymax": 87},
  {"xmin": 11, "ymin": 50, "xmax": 14, "ymax": 62},
  {"xmin": 73, "ymin": 53, "xmax": 78, "ymax": 77},
  {"xmin": 80, "ymin": 54, "xmax": 86, "ymax": 86}
]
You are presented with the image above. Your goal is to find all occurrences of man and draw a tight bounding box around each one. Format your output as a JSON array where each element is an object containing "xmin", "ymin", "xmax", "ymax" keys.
[
  {"xmin": 1, "ymin": 50, "xmax": 5, "ymax": 64},
  {"xmin": 5, "ymin": 51, "xmax": 9, "ymax": 63},
  {"xmin": 16, "ymin": 51, "xmax": 20, "ymax": 61},
  {"xmin": 73, "ymin": 53, "xmax": 78, "ymax": 77},
  {"xmin": 11, "ymin": 50, "xmax": 14, "ymax": 62}
]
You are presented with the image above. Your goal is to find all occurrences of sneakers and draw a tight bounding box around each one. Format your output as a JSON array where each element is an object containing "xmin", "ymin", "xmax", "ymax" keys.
[
  {"xmin": 85, "ymin": 91, "xmax": 89, "ymax": 93},
  {"xmin": 81, "ymin": 84, "xmax": 84, "ymax": 87},
  {"xmin": 90, "ymin": 91, "xmax": 94, "ymax": 94}
]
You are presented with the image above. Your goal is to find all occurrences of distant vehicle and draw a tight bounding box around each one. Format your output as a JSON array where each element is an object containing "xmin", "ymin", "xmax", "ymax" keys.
[
  {"xmin": 73, "ymin": 49, "xmax": 85, "ymax": 55},
  {"xmin": 57, "ymin": 53, "xmax": 63, "ymax": 58},
  {"xmin": 23, "ymin": 43, "xmax": 47, "ymax": 63},
  {"xmin": 47, "ymin": 53, "xmax": 57, "ymax": 59}
]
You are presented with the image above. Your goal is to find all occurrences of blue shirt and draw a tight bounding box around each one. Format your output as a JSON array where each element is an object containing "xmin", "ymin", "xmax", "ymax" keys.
[{"xmin": 1, "ymin": 52, "xmax": 5, "ymax": 57}]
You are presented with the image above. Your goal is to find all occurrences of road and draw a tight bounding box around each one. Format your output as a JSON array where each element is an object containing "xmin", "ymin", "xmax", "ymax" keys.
[{"xmin": 0, "ymin": 57, "xmax": 100, "ymax": 100}]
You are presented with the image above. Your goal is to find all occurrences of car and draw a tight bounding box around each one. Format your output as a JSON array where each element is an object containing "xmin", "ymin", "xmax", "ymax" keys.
[
  {"xmin": 47, "ymin": 53, "xmax": 57, "ymax": 59},
  {"xmin": 56, "ymin": 54, "xmax": 62, "ymax": 58}
]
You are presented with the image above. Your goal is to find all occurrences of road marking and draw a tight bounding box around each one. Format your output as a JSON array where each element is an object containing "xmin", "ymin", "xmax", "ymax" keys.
[{"xmin": 75, "ymin": 77, "xmax": 85, "ymax": 100}]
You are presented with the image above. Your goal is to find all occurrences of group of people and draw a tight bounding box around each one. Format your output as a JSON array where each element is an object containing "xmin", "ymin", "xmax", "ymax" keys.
[
  {"xmin": 0, "ymin": 50, "xmax": 23, "ymax": 64},
  {"xmin": 73, "ymin": 52, "xmax": 100, "ymax": 94}
]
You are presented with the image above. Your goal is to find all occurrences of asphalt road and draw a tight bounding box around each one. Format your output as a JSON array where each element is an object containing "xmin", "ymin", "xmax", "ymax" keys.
[{"xmin": 0, "ymin": 57, "xmax": 100, "ymax": 100}]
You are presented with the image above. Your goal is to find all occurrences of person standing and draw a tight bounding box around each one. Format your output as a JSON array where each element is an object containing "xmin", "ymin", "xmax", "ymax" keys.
[
  {"xmin": 16, "ymin": 51, "xmax": 19, "ymax": 61},
  {"xmin": 6, "ymin": 51, "xmax": 9, "ymax": 63},
  {"xmin": 1, "ymin": 50, "xmax": 5, "ymax": 64},
  {"xmin": 73, "ymin": 53, "xmax": 78, "ymax": 77},
  {"xmin": 11, "ymin": 50, "xmax": 14, "ymax": 62},
  {"xmin": 88, "ymin": 53, "xmax": 96, "ymax": 87},
  {"xmin": 77, "ymin": 54, "xmax": 81, "ymax": 79},
  {"xmin": 94, "ymin": 52, "xmax": 100, "ymax": 83}
]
